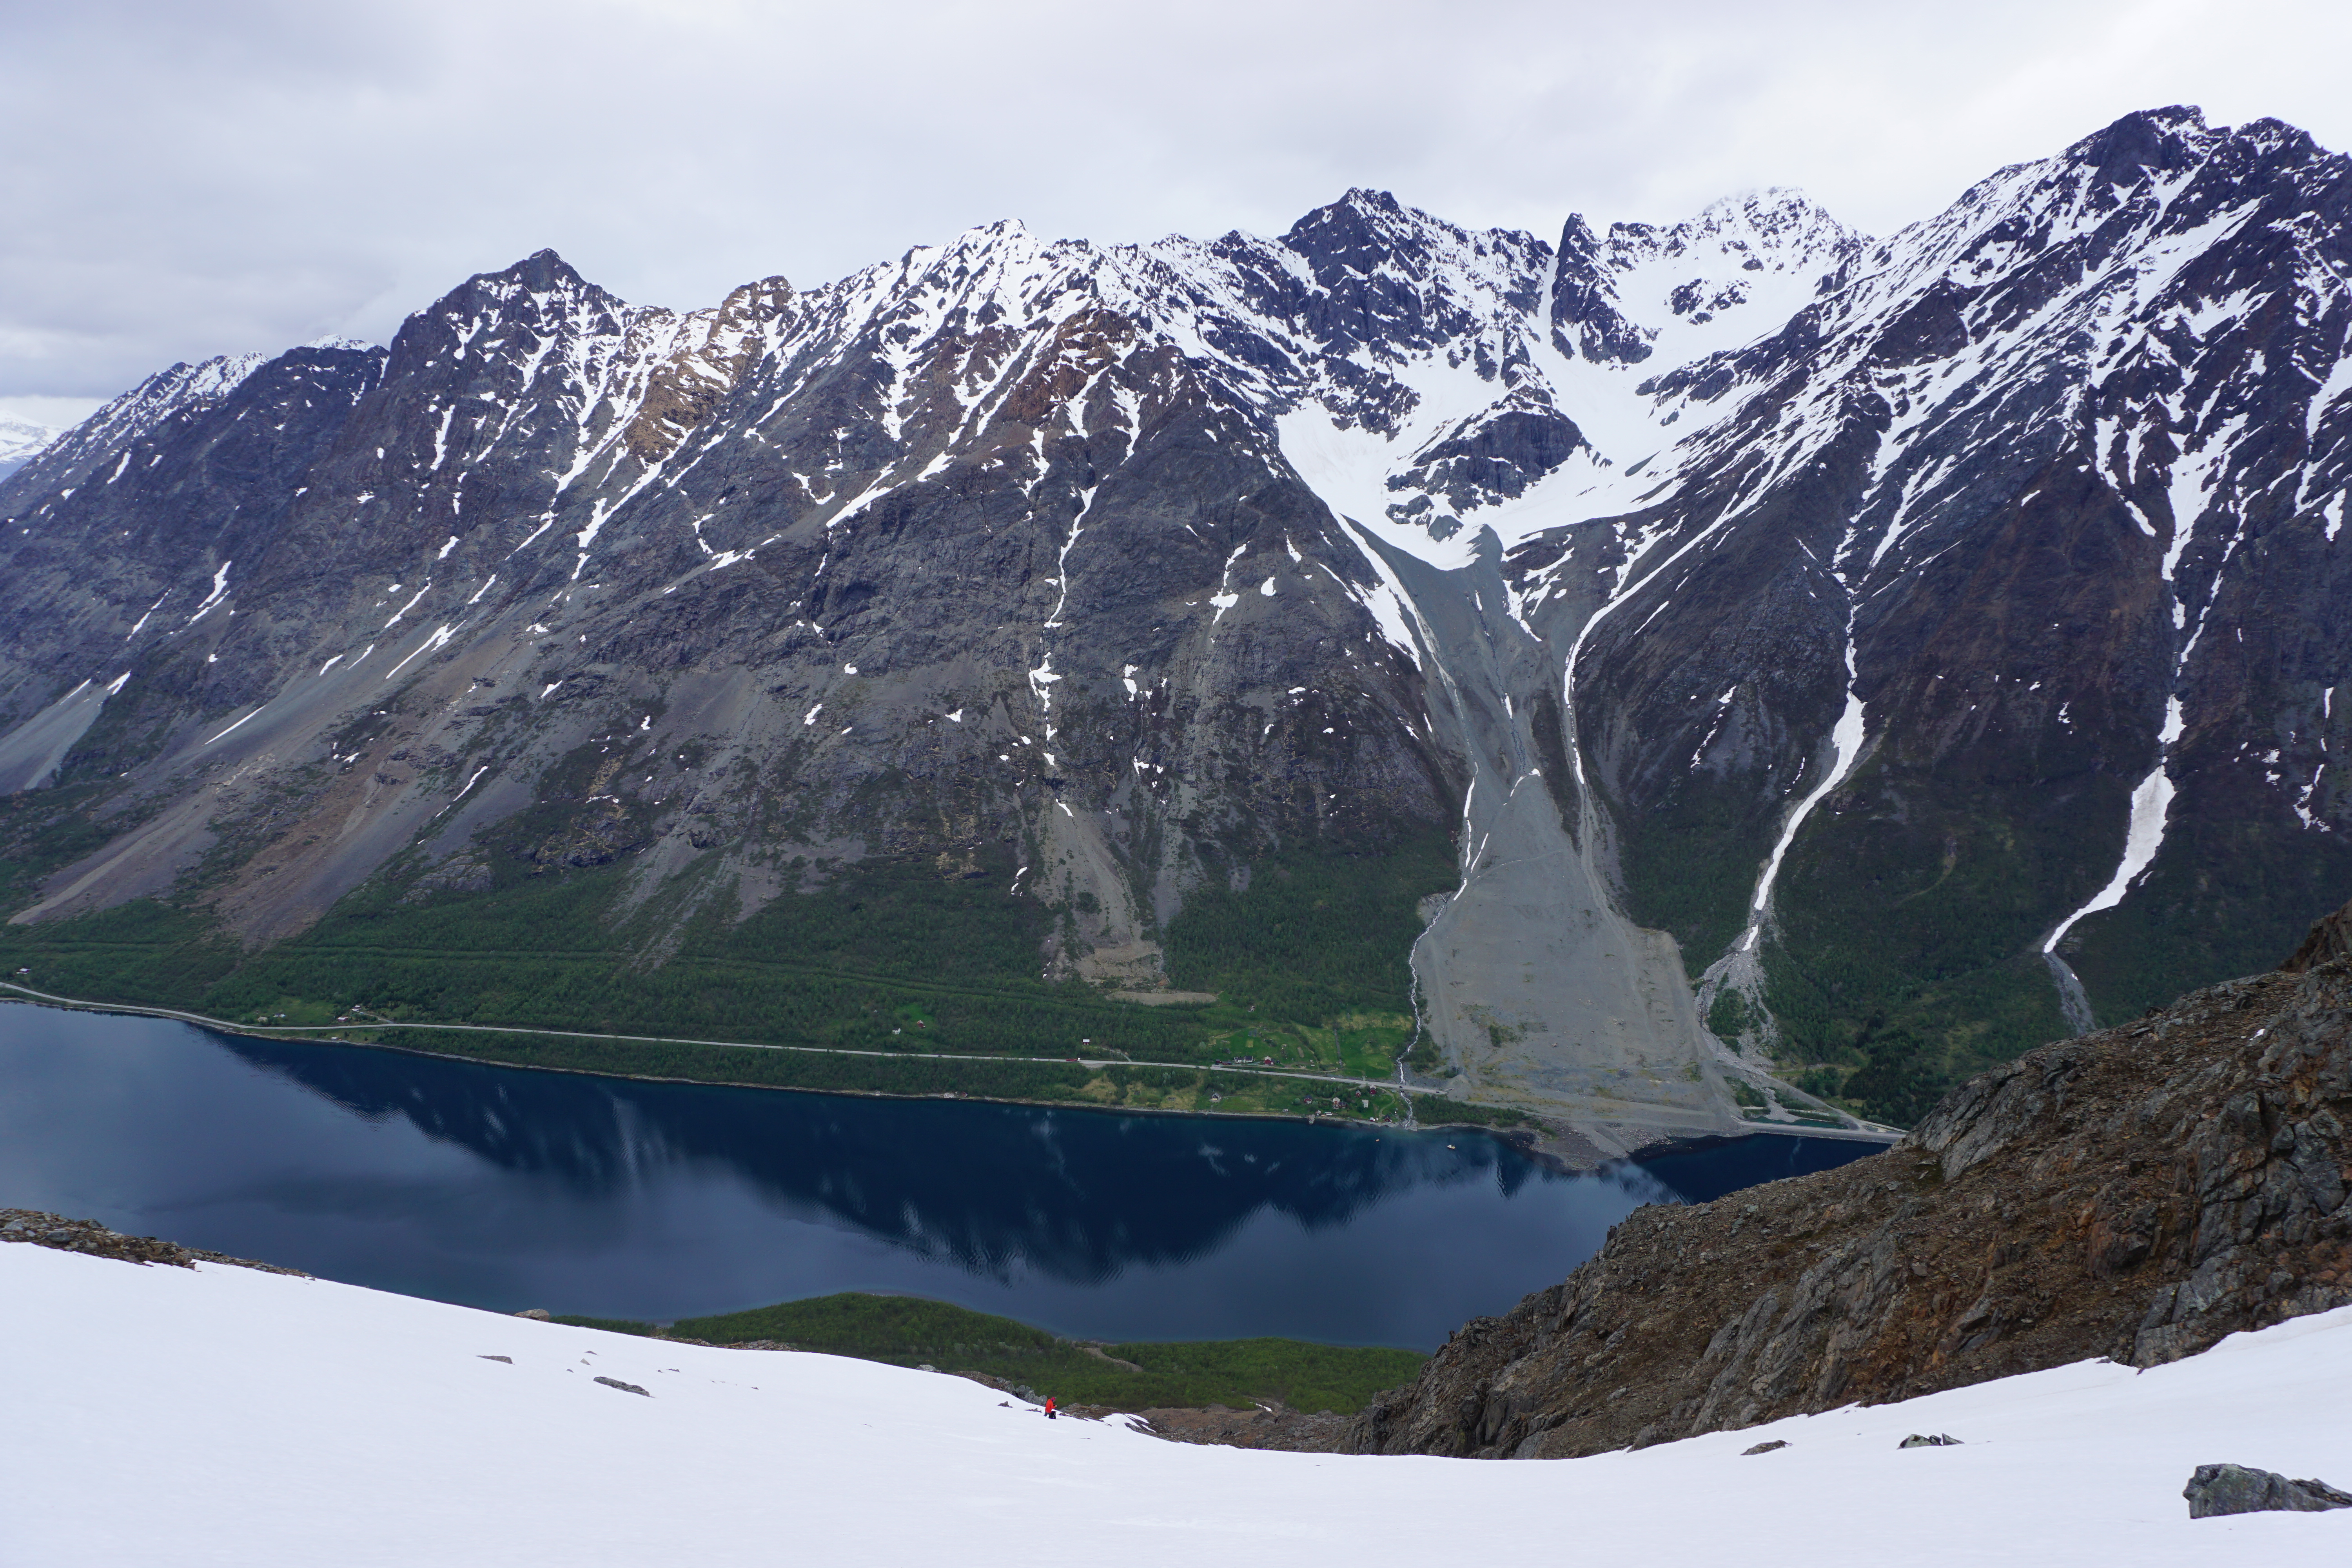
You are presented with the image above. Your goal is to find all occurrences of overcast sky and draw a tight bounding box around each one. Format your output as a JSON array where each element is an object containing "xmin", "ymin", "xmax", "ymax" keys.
[{"xmin": 2, "ymin": 0, "xmax": 2346, "ymax": 421}]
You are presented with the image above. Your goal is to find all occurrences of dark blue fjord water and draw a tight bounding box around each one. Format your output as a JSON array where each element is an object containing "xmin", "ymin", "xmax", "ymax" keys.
[{"xmin": 0, "ymin": 1004, "xmax": 1884, "ymax": 1349}]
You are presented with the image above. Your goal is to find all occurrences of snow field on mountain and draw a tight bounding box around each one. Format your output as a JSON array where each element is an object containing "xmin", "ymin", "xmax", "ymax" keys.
[
  {"xmin": 4, "ymin": 1242, "xmax": 2347, "ymax": 1566},
  {"xmin": 1600, "ymin": 191, "xmax": 1858, "ymax": 369}
]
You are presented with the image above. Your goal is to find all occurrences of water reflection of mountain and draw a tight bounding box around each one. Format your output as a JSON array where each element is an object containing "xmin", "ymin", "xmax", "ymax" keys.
[{"xmin": 218, "ymin": 1036, "xmax": 1599, "ymax": 1285}]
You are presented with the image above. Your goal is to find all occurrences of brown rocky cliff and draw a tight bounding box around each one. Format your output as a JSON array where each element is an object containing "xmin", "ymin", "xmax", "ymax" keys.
[{"xmin": 1341, "ymin": 903, "xmax": 2352, "ymax": 1459}]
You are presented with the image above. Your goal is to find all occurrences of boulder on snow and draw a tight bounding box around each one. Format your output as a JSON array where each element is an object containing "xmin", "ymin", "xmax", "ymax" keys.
[
  {"xmin": 1899, "ymin": 1433, "xmax": 1961, "ymax": 1448},
  {"xmin": 514, "ymin": 1308, "xmax": 552, "ymax": 1320},
  {"xmin": 1741, "ymin": 1440, "xmax": 1789, "ymax": 1455},
  {"xmin": 593, "ymin": 1376, "xmax": 651, "ymax": 1397},
  {"xmin": 2183, "ymin": 1463, "xmax": 2352, "ymax": 1517}
]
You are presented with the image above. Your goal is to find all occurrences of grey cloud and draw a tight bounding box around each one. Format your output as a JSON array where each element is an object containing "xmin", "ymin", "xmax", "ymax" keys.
[{"xmin": 4, "ymin": 0, "xmax": 2347, "ymax": 401}]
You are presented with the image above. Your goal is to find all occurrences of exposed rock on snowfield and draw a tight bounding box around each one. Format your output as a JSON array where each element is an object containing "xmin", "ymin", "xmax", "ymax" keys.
[
  {"xmin": 1124, "ymin": 1404, "xmax": 1350, "ymax": 1452},
  {"xmin": 6, "ymin": 106, "xmax": 2352, "ymax": 1130},
  {"xmin": 1341, "ymin": 902, "xmax": 2352, "ymax": 1459},
  {"xmin": 0, "ymin": 1207, "xmax": 307, "ymax": 1276},
  {"xmin": 2182, "ymin": 1462, "xmax": 2352, "ymax": 1517}
]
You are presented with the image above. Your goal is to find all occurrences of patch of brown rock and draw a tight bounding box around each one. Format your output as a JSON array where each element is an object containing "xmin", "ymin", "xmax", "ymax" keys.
[{"xmin": 0, "ymin": 1209, "xmax": 308, "ymax": 1276}]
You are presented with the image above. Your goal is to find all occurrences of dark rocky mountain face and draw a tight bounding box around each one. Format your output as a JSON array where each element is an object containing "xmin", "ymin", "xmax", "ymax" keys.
[
  {"xmin": 2, "ymin": 107, "xmax": 2349, "ymax": 1142},
  {"xmin": 1544, "ymin": 109, "xmax": 2352, "ymax": 1118},
  {"xmin": 1340, "ymin": 900, "xmax": 2352, "ymax": 1459}
]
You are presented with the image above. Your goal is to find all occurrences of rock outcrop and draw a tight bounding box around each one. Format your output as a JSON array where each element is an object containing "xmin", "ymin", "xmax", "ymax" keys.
[
  {"xmin": 0, "ymin": 1209, "xmax": 307, "ymax": 1276},
  {"xmin": 2183, "ymin": 1463, "xmax": 2352, "ymax": 1517},
  {"xmin": 1341, "ymin": 903, "xmax": 2352, "ymax": 1459}
]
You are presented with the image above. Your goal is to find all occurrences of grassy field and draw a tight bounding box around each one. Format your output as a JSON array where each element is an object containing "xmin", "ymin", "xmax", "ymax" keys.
[{"xmin": 557, "ymin": 1291, "xmax": 1426, "ymax": 1415}]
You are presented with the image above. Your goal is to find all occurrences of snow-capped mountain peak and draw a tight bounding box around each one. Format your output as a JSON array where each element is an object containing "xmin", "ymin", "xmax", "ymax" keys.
[
  {"xmin": 1597, "ymin": 187, "xmax": 1866, "ymax": 362},
  {"xmin": 5, "ymin": 107, "xmax": 2352, "ymax": 1135}
]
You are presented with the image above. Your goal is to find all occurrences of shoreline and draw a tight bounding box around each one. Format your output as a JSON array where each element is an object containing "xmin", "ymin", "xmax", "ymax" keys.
[
  {"xmin": 0, "ymin": 982, "xmax": 1899, "ymax": 1161},
  {"xmin": 0, "ymin": 985, "xmax": 1491, "ymax": 1141}
]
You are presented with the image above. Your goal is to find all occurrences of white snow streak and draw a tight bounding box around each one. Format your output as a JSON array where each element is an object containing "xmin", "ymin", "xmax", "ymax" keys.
[
  {"xmin": 1739, "ymin": 645, "xmax": 1866, "ymax": 951},
  {"xmin": 383, "ymin": 583, "xmax": 431, "ymax": 628},
  {"xmin": 381, "ymin": 624, "xmax": 454, "ymax": 681},
  {"xmin": 2046, "ymin": 762, "xmax": 2178, "ymax": 952},
  {"xmin": 204, "ymin": 708, "xmax": 262, "ymax": 745},
  {"xmin": 183, "ymin": 562, "xmax": 233, "ymax": 625}
]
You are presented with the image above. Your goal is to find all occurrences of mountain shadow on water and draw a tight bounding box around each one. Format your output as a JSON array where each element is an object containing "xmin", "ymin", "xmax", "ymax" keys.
[{"xmin": 216, "ymin": 1034, "xmax": 1552, "ymax": 1286}]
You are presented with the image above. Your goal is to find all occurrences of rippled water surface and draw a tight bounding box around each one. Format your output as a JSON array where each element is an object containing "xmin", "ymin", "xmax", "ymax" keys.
[{"xmin": 0, "ymin": 1005, "xmax": 1884, "ymax": 1347}]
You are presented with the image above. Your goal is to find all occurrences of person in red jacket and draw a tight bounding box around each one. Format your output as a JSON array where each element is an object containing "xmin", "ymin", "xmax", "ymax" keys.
[{"xmin": 1045, "ymin": 1396, "xmax": 1057, "ymax": 1420}]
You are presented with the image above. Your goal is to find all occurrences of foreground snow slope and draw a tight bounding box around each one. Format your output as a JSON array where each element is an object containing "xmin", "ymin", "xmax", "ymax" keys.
[{"xmin": 3, "ymin": 1246, "xmax": 2347, "ymax": 1564}]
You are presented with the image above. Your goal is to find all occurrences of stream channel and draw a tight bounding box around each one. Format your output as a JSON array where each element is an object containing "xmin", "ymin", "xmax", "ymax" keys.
[{"xmin": 0, "ymin": 1004, "xmax": 1885, "ymax": 1349}]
